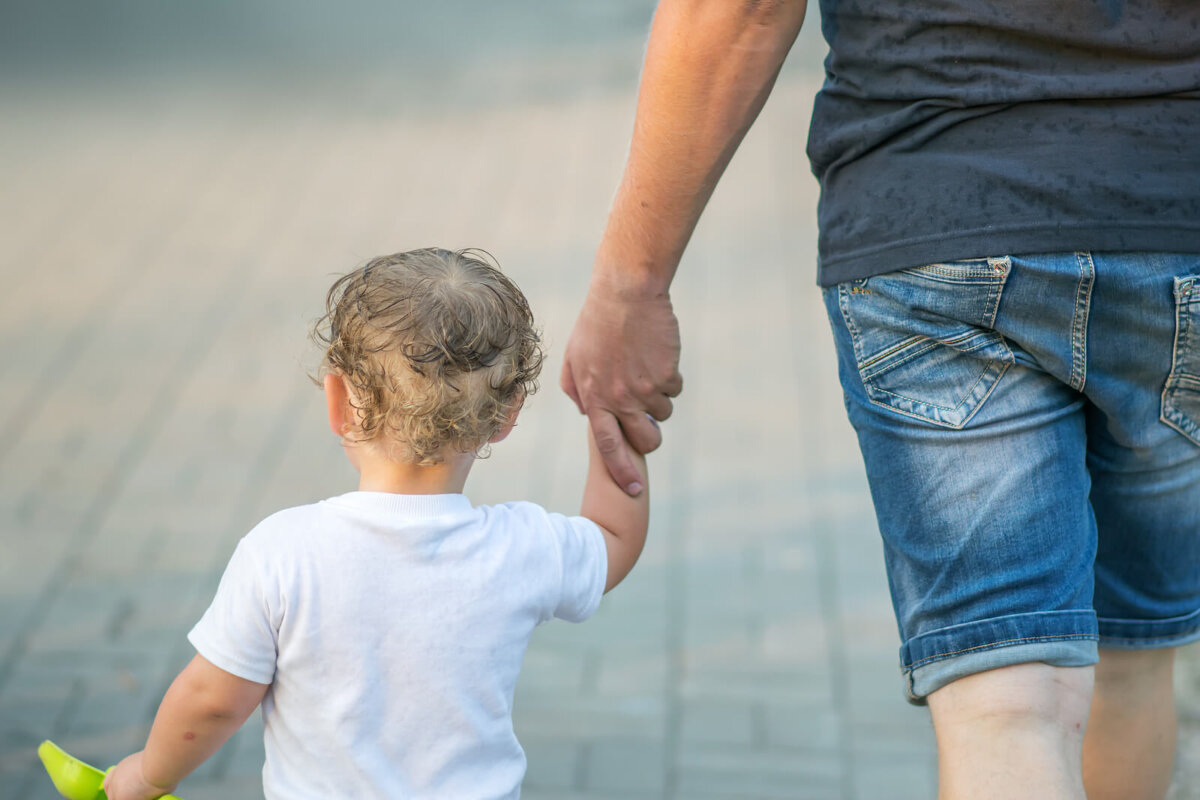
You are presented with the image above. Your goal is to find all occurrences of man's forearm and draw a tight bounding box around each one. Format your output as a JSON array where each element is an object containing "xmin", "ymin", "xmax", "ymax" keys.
[{"xmin": 595, "ymin": 0, "xmax": 807, "ymax": 294}]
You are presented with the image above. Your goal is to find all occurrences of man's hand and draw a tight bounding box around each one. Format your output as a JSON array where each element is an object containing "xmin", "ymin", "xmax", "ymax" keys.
[
  {"xmin": 103, "ymin": 751, "xmax": 175, "ymax": 800},
  {"xmin": 562, "ymin": 275, "xmax": 682, "ymax": 495}
]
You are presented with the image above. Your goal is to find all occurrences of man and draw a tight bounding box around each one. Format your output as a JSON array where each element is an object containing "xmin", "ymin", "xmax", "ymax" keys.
[{"xmin": 560, "ymin": 2, "xmax": 1200, "ymax": 798}]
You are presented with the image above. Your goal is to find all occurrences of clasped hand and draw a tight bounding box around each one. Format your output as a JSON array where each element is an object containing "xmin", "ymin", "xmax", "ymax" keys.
[{"xmin": 561, "ymin": 279, "xmax": 682, "ymax": 495}]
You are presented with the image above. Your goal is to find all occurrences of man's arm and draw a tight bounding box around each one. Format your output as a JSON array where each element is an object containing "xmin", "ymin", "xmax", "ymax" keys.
[
  {"xmin": 562, "ymin": 0, "xmax": 807, "ymax": 495},
  {"xmin": 103, "ymin": 655, "xmax": 269, "ymax": 800}
]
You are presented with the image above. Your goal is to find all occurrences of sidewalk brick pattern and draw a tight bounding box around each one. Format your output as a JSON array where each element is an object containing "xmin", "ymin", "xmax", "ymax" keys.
[{"xmin": 1, "ymin": 6, "xmax": 1197, "ymax": 798}]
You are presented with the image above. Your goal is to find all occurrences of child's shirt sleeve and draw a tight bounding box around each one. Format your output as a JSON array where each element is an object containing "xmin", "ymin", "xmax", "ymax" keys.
[
  {"xmin": 187, "ymin": 535, "xmax": 279, "ymax": 685},
  {"xmin": 540, "ymin": 510, "xmax": 608, "ymax": 624}
]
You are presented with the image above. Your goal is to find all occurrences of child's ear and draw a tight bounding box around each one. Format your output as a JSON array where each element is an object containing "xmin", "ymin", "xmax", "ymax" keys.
[
  {"xmin": 324, "ymin": 373, "xmax": 354, "ymax": 438},
  {"xmin": 488, "ymin": 396, "xmax": 525, "ymax": 444}
]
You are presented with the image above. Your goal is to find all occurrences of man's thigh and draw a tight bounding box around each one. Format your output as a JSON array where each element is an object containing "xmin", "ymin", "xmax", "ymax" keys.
[
  {"xmin": 822, "ymin": 252, "xmax": 1200, "ymax": 702},
  {"xmin": 1082, "ymin": 255, "xmax": 1200, "ymax": 648}
]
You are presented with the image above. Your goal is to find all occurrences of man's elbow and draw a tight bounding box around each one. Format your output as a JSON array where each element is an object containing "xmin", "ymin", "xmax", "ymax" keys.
[
  {"xmin": 706, "ymin": 0, "xmax": 808, "ymax": 49},
  {"xmin": 665, "ymin": 0, "xmax": 805, "ymax": 24},
  {"xmin": 734, "ymin": 0, "xmax": 808, "ymax": 28}
]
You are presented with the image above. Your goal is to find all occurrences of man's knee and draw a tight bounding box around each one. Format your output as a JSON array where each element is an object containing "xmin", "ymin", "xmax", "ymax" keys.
[
  {"xmin": 929, "ymin": 663, "xmax": 1094, "ymax": 798},
  {"xmin": 928, "ymin": 661, "xmax": 1094, "ymax": 734}
]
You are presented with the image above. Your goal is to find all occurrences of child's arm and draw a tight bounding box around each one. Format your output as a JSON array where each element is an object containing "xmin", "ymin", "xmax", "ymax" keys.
[
  {"xmin": 103, "ymin": 654, "xmax": 269, "ymax": 800},
  {"xmin": 581, "ymin": 422, "xmax": 650, "ymax": 592}
]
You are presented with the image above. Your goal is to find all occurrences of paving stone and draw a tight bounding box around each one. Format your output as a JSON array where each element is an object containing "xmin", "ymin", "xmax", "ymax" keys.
[
  {"xmin": 681, "ymin": 664, "xmax": 835, "ymax": 707},
  {"xmin": 514, "ymin": 692, "xmax": 667, "ymax": 740},
  {"xmin": 523, "ymin": 792, "xmax": 656, "ymax": 800},
  {"xmin": 684, "ymin": 794, "xmax": 835, "ymax": 800},
  {"xmin": 179, "ymin": 774, "xmax": 264, "ymax": 800},
  {"xmin": 594, "ymin": 654, "xmax": 670, "ymax": 700},
  {"xmin": 674, "ymin": 745, "xmax": 844, "ymax": 799},
  {"xmin": 763, "ymin": 704, "xmax": 842, "ymax": 753},
  {"xmin": 679, "ymin": 698, "xmax": 758, "ymax": 747},
  {"xmin": 516, "ymin": 736, "xmax": 581, "ymax": 792},
  {"xmin": 850, "ymin": 752, "xmax": 938, "ymax": 800},
  {"xmin": 583, "ymin": 738, "xmax": 667, "ymax": 794}
]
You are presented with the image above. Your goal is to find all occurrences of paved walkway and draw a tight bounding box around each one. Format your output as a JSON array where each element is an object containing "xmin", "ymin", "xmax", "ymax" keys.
[{"xmin": 1, "ymin": 4, "xmax": 1197, "ymax": 798}]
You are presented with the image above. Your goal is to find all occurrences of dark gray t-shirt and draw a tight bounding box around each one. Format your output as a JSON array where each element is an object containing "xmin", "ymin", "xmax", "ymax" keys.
[{"xmin": 807, "ymin": 0, "xmax": 1200, "ymax": 286}]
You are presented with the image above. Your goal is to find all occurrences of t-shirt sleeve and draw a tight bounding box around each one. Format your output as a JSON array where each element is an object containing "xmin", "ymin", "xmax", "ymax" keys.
[
  {"xmin": 187, "ymin": 537, "xmax": 278, "ymax": 685},
  {"xmin": 543, "ymin": 511, "xmax": 608, "ymax": 623}
]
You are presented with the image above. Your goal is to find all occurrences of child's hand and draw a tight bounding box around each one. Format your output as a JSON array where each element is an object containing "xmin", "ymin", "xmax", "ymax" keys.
[{"xmin": 102, "ymin": 751, "xmax": 176, "ymax": 800}]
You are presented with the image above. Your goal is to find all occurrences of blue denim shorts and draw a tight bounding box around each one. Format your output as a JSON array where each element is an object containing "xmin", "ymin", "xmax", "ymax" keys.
[{"xmin": 823, "ymin": 252, "xmax": 1200, "ymax": 703}]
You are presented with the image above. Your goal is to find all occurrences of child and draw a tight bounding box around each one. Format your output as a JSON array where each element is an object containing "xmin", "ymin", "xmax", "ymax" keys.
[{"xmin": 102, "ymin": 248, "xmax": 649, "ymax": 800}]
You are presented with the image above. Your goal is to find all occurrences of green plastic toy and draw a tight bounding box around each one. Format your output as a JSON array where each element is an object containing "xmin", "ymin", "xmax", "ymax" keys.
[{"xmin": 37, "ymin": 740, "xmax": 185, "ymax": 800}]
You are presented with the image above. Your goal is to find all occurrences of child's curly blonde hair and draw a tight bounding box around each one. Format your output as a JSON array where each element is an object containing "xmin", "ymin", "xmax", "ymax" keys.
[{"xmin": 314, "ymin": 248, "xmax": 543, "ymax": 465}]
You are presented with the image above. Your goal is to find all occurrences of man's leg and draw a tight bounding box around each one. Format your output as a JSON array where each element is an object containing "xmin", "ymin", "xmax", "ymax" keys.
[
  {"xmin": 927, "ymin": 663, "xmax": 1093, "ymax": 800},
  {"xmin": 821, "ymin": 256, "xmax": 1102, "ymax": 795},
  {"xmin": 1080, "ymin": 254, "xmax": 1200, "ymax": 800},
  {"xmin": 1082, "ymin": 648, "xmax": 1177, "ymax": 800}
]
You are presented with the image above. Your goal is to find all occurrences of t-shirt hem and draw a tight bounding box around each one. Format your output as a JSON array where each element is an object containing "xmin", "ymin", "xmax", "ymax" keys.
[
  {"xmin": 557, "ymin": 516, "xmax": 607, "ymax": 624},
  {"xmin": 581, "ymin": 518, "xmax": 607, "ymax": 621},
  {"xmin": 188, "ymin": 628, "xmax": 276, "ymax": 685},
  {"xmin": 817, "ymin": 224, "xmax": 1200, "ymax": 286}
]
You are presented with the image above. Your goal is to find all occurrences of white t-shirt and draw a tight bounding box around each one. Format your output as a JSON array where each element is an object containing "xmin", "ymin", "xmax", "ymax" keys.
[{"xmin": 187, "ymin": 492, "xmax": 607, "ymax": 800}]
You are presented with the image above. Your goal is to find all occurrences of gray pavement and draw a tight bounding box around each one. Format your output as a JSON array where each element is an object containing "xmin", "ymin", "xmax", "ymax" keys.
[{"xmin": 1, "ymin": 4, "xmax": 1198, "ymax": 799}]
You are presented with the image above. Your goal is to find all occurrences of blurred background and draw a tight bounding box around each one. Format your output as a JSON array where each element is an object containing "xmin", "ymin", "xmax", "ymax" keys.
[{"xmin": 1, "ymin": 2, "xmax": 1197, "ymax": 798}]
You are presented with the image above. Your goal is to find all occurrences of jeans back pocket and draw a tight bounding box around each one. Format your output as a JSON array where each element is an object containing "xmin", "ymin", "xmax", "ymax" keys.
[
  {"xmin": 837, "ymin": 258, "xmax": 1014, "ymax": 429},
  {"xmin": 1161, "ymin": 275, "xmax": 1200, "ymax": 446}
]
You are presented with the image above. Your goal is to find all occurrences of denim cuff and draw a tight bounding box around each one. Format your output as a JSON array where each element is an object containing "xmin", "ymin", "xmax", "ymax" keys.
[
  {"xmin": 1097, "ymin": 605, "xmax": 1200, "ymax": 649},
  {"xmin": 898, "ymin": 609, "xmax": 1100, "ymax": 702},
  {"xmin": 900, "ymin": 609, "xmax": 1098, "ymax": 671},
  {"xmin": 905, "ymin": 639, "xmax": 1099, "ymax": 704}
]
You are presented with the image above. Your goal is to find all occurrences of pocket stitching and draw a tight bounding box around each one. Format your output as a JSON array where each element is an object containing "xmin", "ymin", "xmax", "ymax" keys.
[
  {"xmin": 841, "ymin": 262, "xmax": 1014, "ymax": 429},
  {"xmin": 871, "ymin": 359, "xmax": 1010, "ymax": 416},
  {"xmin": 903, "ymin": 256, "xmax": 1011, "ymax": 284},
  {"xmin": 860, "ymin": 330, "xmax": 1009, "ymax": 380}
]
